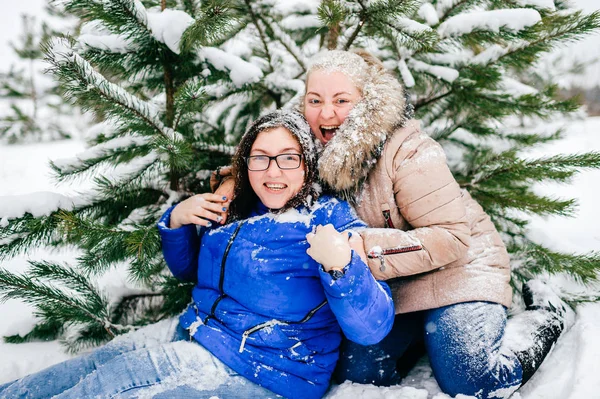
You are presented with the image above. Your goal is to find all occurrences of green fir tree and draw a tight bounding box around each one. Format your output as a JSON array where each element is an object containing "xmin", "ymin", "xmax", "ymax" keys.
[
  {"xmin": 0, "ymin": 13, "xmax": 74, "ymax": 143},
  {"xmin": 1, "ymin": 0, "xmax": 599, "ymax": 351}
]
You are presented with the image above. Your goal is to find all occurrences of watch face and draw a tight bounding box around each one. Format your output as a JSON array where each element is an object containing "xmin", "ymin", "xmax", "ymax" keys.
[{"xmin": 329, "ymin": 269, "xmax": 345, "ymax": 280}]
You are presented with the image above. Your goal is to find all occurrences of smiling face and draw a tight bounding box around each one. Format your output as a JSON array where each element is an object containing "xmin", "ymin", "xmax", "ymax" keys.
[
  {"xmin": 304, "ymin": 70, "xmax": 362, "ymax": 144},
  {"xmin": 248, "ymin": 127, "xmax": 306, "ymax": 210}
]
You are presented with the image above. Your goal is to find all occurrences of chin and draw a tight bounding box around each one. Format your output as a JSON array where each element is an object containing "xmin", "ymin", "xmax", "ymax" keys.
[{"xmin": 261, "ymin": 196, "xmax": 291, "ymax": 210}]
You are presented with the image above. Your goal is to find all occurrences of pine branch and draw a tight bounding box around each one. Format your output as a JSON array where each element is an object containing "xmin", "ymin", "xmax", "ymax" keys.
[
  {"xmin": 0, "ymin": 214, "xmax": 64, "ymax": 261},
  {"xmin": 4, "ymin": 319, "xmax": 64, "ymax": 344},
  {"xmin": 468, "ymin": 151, "xmax": 600, "ymax": 188},
  {"xmin": 0, "ymin": 261, "xmax": 129, "ymax": 339},
  {"xmin": 46, "ymin": 40, "xmax": 184, "ymax": 144},
  {"xmin": 511, "ymin": 243, "xmax": 600, "ymax": 284},
  {"xmin": 437, "ymin": 0, "xmax": 484, "ymax": 23},
  {"xmin": 318, "ymin": 0, "xmax": 346, "ymax": 49},
  {"xmin": 180, "ymin": 0, "xmax": 239, "ymax": 52},
  {"xmin": 493, "ymin": 11, "xmax": 600, "ymax": 71},
  {"xmin": 56, "ymin": 0, "xmax": 152, "ymax": 44},
  {"xmin": 242, "ymin": 0, "xmax": 274, "ymax": 73},
  {"xmin": 257, "ymin": 14, "xmax": 307, "ymax": 72}
]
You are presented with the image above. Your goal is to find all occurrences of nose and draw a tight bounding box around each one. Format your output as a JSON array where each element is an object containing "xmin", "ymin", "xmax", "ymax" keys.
[
  {"xmin": 321, "ymin": 103, "xmax": 335, "ymax": 119},
  {"xmin": 265, "ymin": 158, "xmax": 283, "ymax": 177}
]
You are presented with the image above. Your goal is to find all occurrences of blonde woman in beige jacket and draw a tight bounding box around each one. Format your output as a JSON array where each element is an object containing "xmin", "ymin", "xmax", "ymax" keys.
[
  {"xmin": 213, "ymin": 50, "xmax": 572, "ymax": 399},
  {"xmin": 299, "ymin": 50, "xmax": 572, "ymax": 399}
]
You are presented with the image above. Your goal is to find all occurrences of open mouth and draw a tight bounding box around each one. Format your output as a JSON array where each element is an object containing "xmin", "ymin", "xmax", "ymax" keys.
[
  {"xmin": 265, "ymin": 183, "xmax": 287, "ymax": 192},
  {"xmin": 320, "ymin": 125, "xmax": 339, "ymax": 141}
]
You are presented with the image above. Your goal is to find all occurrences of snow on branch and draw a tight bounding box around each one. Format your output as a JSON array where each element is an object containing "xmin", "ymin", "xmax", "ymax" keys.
[
  {"xmin": 393, "ymin": 17, "xmax": 433, "ymax": 35},
  {"xmin": 52, "ymin": 136, "xmax": 152, "ymax": 174},
  {"xmin": 78, "ymin": 33, "xmax": 133, "ymax": 53},
  {"xmin": 472, "ymin": 44, "xmax": 509, "ymax": 65},
  {"xmin": 146, "ymin": 9, "xmax": 194, "ymax": 54},
  {"xmin": 0, "ymin": 192, "xmax": 86, "ymax": 221},
  {"xmin": 99, "ymin": 152, "xmax": 159, "ymax": 187},
  {"xmin": 280, "ymin": 14, "xmax": 321, "ymax": 30},
  {"xmin": 398, "ymin": 59, "xmax": 415, "ymax": 88},
  {"xmin": 516, "ymin": 0, "xmax": 556, "ymax": 11},
  {"xmin": 438, "ymin": 9, "xmax": 542, "ymax": 37},
  {"xmin": 408, "ymin": 59, "xmax": 459, "ymax": 83},
  {"xmin": 126, "ymin": 0, "xmax": 148, "ymax": 26},
  {"xmin": 260, "ymin": 17, "xmax": 308, "ymax": 71},
  {"xmin": 76, "ymin": 20, "xmax": 135, "ymax": 53},
  {"xmin": 499, "ymin": 77, "xmax": 538, "ymax": 97},
  {"xmin": 47, "ymin": 39, "xmax": 184, "ymax": 143},
  {"xmin": 195, "ymin": 143, "xmax": 237, "ymax": 156},
  {"xmin": 199, "ymin": 47, "xmax": 263, "ymax": 87},
  {"xmin": 418, "ymin": 2, "xmax": 439, "ymax": 26}
]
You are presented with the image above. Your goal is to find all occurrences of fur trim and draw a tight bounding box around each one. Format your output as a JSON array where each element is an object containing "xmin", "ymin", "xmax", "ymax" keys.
[{"xmin": 315, "ymin": 51, "xmax": 409, "ymax": 198}]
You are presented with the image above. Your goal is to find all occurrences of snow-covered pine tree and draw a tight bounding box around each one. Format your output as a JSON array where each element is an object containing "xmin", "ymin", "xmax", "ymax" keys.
[
  {"xmin": 0, "ymin": 12, "xmax": 75, "ymax": 143},
  {"xmin": 1, "ymin": 0, "xmax": 599, "ymax": 350}
]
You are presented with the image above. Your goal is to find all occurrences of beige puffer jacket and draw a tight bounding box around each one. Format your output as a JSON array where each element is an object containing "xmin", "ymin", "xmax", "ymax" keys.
[
  {"xmin": 353, "ymin": 120, "xmax": 511, "ymax": 313},
  {"xmin": 314, "ymin": 52, "xmax": 512, "ymax": 314}
]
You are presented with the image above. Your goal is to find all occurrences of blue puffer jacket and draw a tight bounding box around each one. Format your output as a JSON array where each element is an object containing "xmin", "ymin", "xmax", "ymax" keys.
[{"xmin": 158, "ymin": 195, "xmax": 394, "ymax": 399}]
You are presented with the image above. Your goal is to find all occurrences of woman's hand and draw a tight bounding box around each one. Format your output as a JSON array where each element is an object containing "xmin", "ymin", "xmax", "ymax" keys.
[
  {"xmin": 170, "ymin": 193, "xmax": 230, "ymax": 229},
  {"xmin": 213, "ymin": 177, "xmax": 235, "ymax": 222},
  {"xmin": 306, "ymin": 224, "xmax": 352, "ymax": 271}
]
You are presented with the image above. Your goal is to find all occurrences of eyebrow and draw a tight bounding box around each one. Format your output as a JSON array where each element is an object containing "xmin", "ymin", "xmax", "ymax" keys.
[
  {"xmin": 306, "ymin": 91, "xmax": 353, "ymax": 97},
  {"xmin": 250, "ymin": 147, "xmax": 301, "ymax": 154}
]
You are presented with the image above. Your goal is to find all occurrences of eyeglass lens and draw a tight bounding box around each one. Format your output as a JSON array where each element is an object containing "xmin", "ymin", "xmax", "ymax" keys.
[{"xmin": 247, "ymin": 154, "xmax": 302, "ymax": 171}]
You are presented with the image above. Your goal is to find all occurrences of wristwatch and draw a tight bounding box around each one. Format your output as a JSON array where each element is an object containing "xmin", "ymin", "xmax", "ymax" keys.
[{"xmin": 328, "ymin": 265, "xmax": 349, "ymax": 280}]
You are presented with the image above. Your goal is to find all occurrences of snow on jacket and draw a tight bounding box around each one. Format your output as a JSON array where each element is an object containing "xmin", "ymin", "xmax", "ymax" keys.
[
  {"xmin": 158, "ymin": 195, "xmax": 394, "ymax": 399},
  {"xmin": 316, "ymin": 70, "xmax": 512, "ymax": 313}
]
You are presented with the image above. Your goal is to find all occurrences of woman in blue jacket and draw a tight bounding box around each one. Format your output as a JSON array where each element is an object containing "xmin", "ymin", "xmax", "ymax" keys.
[{"xmin": 0, "ymin": 110, "xmax": 394, "ymax": 399}]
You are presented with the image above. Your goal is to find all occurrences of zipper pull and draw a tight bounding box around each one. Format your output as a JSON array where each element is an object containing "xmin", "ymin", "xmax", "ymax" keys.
[
  {"xmin": 239, "ymin": 332, "xmax": 249, "ymax": 353},
  {"xmin": 367, "ymin": 246, "xmax": 386, "ymax": 272}
]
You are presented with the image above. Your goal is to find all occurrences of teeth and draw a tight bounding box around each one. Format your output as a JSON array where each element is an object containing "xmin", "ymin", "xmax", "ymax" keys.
[
  {"xmin": 320, "ymin": 125, "xmax": 339, "ymax": 129},
  {"xmin": 266, "ymin": 183, "xmax": 286, "ymax": 190}
]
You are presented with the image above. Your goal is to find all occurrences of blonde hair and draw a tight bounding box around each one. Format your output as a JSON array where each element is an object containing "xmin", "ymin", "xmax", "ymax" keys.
[{"xmin": 301, "ymin": 49, "xmax": 392, "ymax": 113}]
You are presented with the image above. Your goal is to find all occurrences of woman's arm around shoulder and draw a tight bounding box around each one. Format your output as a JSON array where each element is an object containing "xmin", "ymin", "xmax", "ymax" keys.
[{"xmin": 360, "ymin": 130, "xmax": 472, "ymax": 279}]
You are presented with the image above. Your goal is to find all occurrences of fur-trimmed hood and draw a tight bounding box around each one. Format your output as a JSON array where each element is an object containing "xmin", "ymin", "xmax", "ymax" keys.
[{"xmin": 308, "ymin": 50, "xmax": 412, "ymax": 199}]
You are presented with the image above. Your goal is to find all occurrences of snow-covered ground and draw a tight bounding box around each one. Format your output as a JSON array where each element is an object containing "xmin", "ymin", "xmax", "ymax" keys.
[
  {"xmin": 1, "ymin": 1, "xmax": 600, "ymax": 398},
  {"xmin": 1, "ymin": 118, "xmax": 599, "ymax": 398}
]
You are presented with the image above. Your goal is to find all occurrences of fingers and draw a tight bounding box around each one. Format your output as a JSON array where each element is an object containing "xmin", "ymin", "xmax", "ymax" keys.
[
  {"xmin": 215, "ymin": 178, "xmax": 235, "ymax": 200},
  {"xmin": 189, "ymin": 215, "xmax": 214, "ymax": 227},
  {"xmin": 192, "ymin": 194, "xmax": 230, "ymax": 224},
  {"xmin": 198, "ymin": 193, "xmax": 230, "ymax": 204}
]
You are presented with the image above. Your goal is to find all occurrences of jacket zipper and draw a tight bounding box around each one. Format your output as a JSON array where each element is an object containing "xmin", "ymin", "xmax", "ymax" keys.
[
  {"xmin": 238, "ymin": 300, "xmax": 327, "ymax": 353},
  {"xmin": 204, "ymin": 221, "xmax": 245, "ymax": 325},
  {"xmin": 382, "ymin": 209, "xmax": 395, "ymax": 229},
  {"xmin": 367, "ymin": 244, "xmax": 423, "ymax": 272}
]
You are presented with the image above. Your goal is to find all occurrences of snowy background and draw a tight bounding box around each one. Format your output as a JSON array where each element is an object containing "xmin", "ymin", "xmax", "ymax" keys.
[{"xmin": 0, "ymin": 1, "xmax": 599, "ymax": 398}]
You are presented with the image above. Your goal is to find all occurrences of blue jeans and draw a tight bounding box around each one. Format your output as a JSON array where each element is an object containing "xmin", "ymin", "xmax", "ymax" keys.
[
  {"xmin": 336, "ymin": 302, "xmax": 523, "ymax": 399},
  {"xmin": 0, "ymin": 318, "xmax": 280, "ymax": 399}
]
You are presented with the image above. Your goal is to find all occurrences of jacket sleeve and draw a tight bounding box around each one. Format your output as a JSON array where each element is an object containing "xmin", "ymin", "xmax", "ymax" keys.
[
  {"xmin": 320, "ymin": 197, "xmax": 368, "ymax": 231},
  {"xmin": 157, "ymin": 205, "xmax": 201, "ymax": 282},
  {"xmin": 318, "ymin": 251, "xmax": 394, "ymax": 345},
  {"xmin": 314, "ymin": 198, "xmax": 394, "ymax": 345},
  {"xmin": 361, "ymin": 132, "xmax": 472, "ymax": 280}
]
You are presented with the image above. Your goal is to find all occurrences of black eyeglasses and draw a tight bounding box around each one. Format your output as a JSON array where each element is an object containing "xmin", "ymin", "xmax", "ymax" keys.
[{"xmin": 246, "ymin": 153, "xmax": 304, "ymax": 171}]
